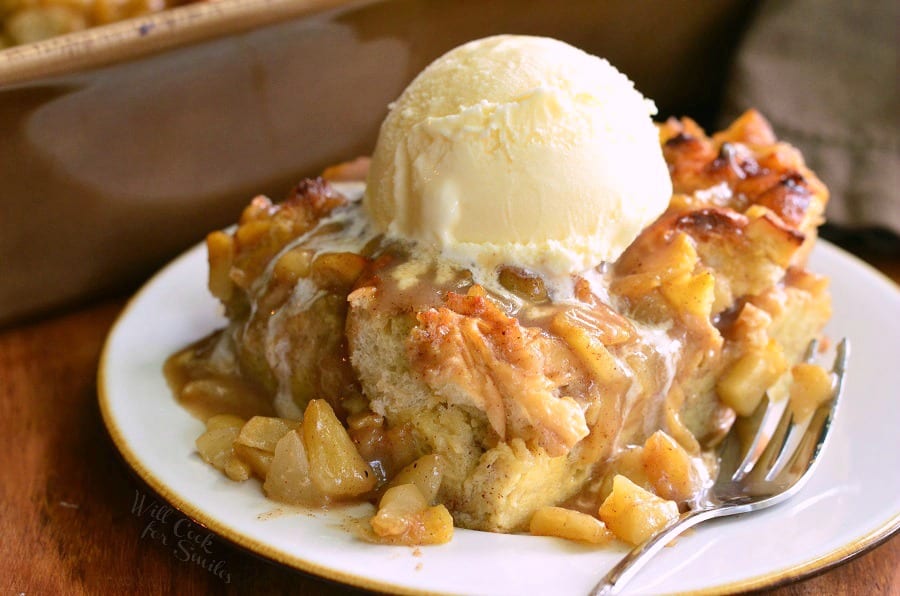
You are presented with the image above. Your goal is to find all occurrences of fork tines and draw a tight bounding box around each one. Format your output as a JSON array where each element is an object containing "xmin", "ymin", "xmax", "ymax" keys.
[{"xmin": 729, "ymin": 338, "xmax": 849, "ymax": 486}]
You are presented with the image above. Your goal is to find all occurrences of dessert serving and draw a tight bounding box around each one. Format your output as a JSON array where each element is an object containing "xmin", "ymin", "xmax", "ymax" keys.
[{"xmin": 165, "ymin": 35, "xmax": 834, "ymax": 548}]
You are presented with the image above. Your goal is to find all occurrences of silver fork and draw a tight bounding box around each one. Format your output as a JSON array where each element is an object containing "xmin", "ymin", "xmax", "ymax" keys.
[{"xmin": 590, "ymin": 337, "xmax": 849, "ymax": 596}]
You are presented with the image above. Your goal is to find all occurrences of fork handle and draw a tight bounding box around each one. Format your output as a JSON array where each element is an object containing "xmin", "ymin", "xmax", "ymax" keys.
[{"xmin": 588, "ymin": 506, "xmax": 741, "ymax": 595}]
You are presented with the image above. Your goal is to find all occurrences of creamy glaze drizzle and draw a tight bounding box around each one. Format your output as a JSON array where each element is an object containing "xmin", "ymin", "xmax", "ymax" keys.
[
  {"xmin": 239, "ymin": 181, "xmax": 689, "ymax": 452},
  {"xmin": 170, "ymin": 179, "xmax": 716, "ymax": 517}
]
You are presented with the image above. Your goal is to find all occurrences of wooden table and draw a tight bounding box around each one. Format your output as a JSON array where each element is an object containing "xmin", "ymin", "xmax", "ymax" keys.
[{"xmin": 2, "ymin": 252, "xmax": 898, "ymax": 595}]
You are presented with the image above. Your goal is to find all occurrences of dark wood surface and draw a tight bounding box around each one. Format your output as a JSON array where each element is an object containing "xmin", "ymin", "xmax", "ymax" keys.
[{"xmin": 2, "ymin": 257, "xmax": 898, "ymax": 595}]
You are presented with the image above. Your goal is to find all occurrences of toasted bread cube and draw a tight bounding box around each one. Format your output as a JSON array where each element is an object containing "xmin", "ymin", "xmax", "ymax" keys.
[
  {"xmin": 302, "ymin": 400, "xmax": 376, "ymax": 499},
  {"xmin": 717, "ymin": 340, "xmax": 787, "ymax": 416},
  {"xmin": 370, "ymin": 484, "xmax": 454, "ymax": 545},
  {"xmin": 789, "ymin": 363, "xmax": 834, "ymax": 421},
  {"xmin": 745, "ymin": 206, "xmax": 804, "ymax": 268},
  {"xmin": 715, "ymin": 108, "xmax": 776, "ymax": 146},
  {"xmin": 599, "ymin": 475, "xmax": 679, "ymax": 545},
  {"xmin": 263, "ymin": 429, "xmax": 320, "ymax": 505},
  {"xmin": 529, "ymin": 507, "xmax": 613, "ymax": 545}
]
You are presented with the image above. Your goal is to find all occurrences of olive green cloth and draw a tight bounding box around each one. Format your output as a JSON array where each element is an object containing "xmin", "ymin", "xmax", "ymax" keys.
[{"xmin": 721, "ymin": 0, "xmax": 899, "ymax": 236}]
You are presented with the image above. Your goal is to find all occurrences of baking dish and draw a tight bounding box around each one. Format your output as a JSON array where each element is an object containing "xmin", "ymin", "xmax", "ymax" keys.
[{"xmin": 0, "ymin": 0, "xmax": 751, "ymax": 325}]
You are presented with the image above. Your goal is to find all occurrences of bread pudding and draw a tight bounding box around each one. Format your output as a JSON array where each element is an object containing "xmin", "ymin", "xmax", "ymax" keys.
[{"xmin": 166, "ymin": 37, "xmax": 832, "ymax": 547}]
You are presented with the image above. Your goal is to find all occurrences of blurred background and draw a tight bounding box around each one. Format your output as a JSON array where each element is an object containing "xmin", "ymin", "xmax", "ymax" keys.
[{"xmin": 0, "ymin": 0, "xmax": 897, "ymax": 325}]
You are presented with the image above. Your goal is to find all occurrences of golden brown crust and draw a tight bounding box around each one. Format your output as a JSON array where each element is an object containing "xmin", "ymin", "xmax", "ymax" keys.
[{"xmin": 658, "ymin": 109, "xmax": 827, "ymax": 261}]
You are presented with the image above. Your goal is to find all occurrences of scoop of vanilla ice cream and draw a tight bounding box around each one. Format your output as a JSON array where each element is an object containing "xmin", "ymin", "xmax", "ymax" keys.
[{"xmin": 365, "ymin": 35, "xmax": 672, "ymax": 276}]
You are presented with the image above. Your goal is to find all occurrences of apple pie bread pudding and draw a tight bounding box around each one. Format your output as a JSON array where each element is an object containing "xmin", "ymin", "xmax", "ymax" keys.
[{"xmin": 166, "ymin": 36, "xmax": 834, "ymax": 547}]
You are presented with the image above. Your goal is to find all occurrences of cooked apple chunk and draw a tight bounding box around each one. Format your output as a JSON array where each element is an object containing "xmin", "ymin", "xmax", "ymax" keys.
[
  {"xmin": 262, "ymin": 401, "xmax": 376, "ymax": 504},
  {"xmin": 196, "ymin": 415, "xmax": 249, "ymax": 481},
  {"xmin": 789, "ymin": 363, "xmax": 834, "ymax": 421},
  {"xmin": 717, "ymin": 339, "xmax": 787, "ymax": 416},
  {"xmin": 370, "ymin": 484, "xmax": 453, "ymax": 545},
  {"xmin": 529, "ymin": 507, "xmax": 613, "ymax": 545},
  {"xmin": 660, "ymin": 270, "xmax": 715, "ymax": 320},
  {"xmin": 302, "ymin": 399, "xmax": 377, "ymax": 498},
  {"xmin": 642, "ymin": 431, "xmax": 704, "ymax": 503},
  {"xmin": 234, "ymin": 416, "xmax": 297, "ymax": 478},
  {"xmin": 387, "ymin": 454, "xmax": 444, "ymax": 503},
  {"xmin": 599, "ymin": 475, "xmax": 679, "ymax": 545},
  {"xmin": 263, "ymin": 429, "xmax": 320, "ymax": 505}
]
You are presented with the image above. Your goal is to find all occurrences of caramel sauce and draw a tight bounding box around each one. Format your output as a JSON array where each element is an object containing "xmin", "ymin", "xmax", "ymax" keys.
[
  {"xmin": 167, "ymin": 210, "xmax": 697, "ymax": 490},
  {"xmin": 159, "ymin": 107, "xmax": 833, "ymax": 539},
  {"xmin": 165, "ymin": 179, "xmax": 722, "ymax": 533},
  {"xmin": 164, "ymin": 332, "xmax": 275, "ymax": 422}
]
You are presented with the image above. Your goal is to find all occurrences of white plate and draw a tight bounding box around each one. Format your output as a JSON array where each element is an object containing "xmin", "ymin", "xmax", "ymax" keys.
[{"xmin": 99, "ymin": 239, "xmax": 900, "ymax": 595}]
